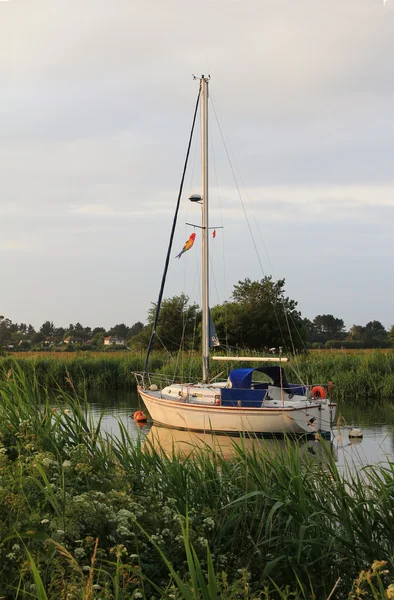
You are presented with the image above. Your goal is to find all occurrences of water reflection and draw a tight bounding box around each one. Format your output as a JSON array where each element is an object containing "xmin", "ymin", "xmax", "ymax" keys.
[
  {"xmin": 146, "ymin": 425, "xmax": 337, "ymax": 464},
  {"xmin": 333, "ymin": 403, "xmax": 394, "ymax": 470},
  {"xmin": 81, "ymin": 391, "xmax": 394, "ymax": 469}
]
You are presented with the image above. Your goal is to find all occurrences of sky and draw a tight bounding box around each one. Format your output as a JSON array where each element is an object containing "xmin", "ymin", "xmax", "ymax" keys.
[{"xmin": 1, "ymin": 0, "xmax": 394, "ymax": 331}]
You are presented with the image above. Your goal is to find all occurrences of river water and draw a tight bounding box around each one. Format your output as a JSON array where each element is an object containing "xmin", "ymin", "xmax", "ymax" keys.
[{"xmin": 81, "ymin": 390, "xmax": 394, "ymax": 470}]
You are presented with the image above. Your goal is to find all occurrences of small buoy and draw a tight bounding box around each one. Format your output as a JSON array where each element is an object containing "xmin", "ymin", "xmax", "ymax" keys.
[
  {"xmin": 52, "ymin": 407, "xmax": 57, "ymax": 413},
  {"xmin": 349, "ymin": 428, "xmax": 363, "ymax": 439},
  {"xmin": 63, "ymin": 409, "xmax": 71, "ymax": 415},
  {"xmin": 133, "ymin": 410, "xmax": 147, "ymax": 423},
  {"xmin": 149, "ymin": 384, "xmax": 158, "ymax": 391}
]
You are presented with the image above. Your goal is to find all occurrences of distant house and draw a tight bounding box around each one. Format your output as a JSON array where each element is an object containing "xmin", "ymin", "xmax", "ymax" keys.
[
  {"xmin": 104, "ymin": 336, "xmax": 125, "ymax": 346},
  {"xmin": 64, "ymin": 336, "xmax": 84, "ymax": 344}
]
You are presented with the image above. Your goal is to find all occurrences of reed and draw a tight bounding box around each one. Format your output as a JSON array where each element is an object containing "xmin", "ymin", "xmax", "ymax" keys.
[
  {"xmin": 1, "ymin": 365, "xmax": 394, "ymax": 598},
  {"xmin": 289, "ymin": 350, "xmax": 394, "ymax": 403},
  {"xmin": 3, "ymin": 349, "xmax": 394, "ymax": 402}
]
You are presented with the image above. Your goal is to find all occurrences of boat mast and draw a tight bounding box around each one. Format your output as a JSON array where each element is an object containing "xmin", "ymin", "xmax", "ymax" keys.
[{"xmin": 201, "ymin": 75, "xmax": 210, "ymax": 383}]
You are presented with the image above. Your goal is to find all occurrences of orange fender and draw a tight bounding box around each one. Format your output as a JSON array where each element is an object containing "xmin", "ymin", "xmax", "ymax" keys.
[
  {"xmin": 133, "ymin": 410, "xmax": 147, "ymax": 423},
  {"xmin": 311, "ymin": 385, "xmax": 327, "ymax": 399}
]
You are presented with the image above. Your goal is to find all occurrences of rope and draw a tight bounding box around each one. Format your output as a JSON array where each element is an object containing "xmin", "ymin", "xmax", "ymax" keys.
[{"xmin": 143, "ymin": 86, "xmax": 201, "ymax": 373}]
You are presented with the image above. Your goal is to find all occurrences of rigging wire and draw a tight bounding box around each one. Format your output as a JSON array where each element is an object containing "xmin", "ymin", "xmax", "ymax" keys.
[
  {"xmin": 209, "ymin": 108, "xmax": 230, "ymax": 356},
  {"xmin": 179, "ymin": 123, "xmax": 200, "ymax": 382},
  {"xmin": 143, "ymin": 86, "xmax": 201, "ymax": 373},
  {"xmin": 209, "ymin": 96, "xmax": 288, "ymax": 347},
  {"xmin": 209, "ymin": 91, "xmax": 307, "ymax": 381}
]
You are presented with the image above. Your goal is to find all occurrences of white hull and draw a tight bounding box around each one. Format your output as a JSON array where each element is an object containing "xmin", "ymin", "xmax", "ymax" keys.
[{"xmin": 138, "ymin": 387, "xmax": 336, "ymax": 435}]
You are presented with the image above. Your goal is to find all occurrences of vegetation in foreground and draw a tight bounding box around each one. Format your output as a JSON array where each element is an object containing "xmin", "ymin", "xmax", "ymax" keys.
[
  {"xmin": 2, "ymin": 350, "xmax": 394, "ymax": 402},
  {"xmin": 1, "ymin": 366, "xmax": 394, "ymax": 598}
]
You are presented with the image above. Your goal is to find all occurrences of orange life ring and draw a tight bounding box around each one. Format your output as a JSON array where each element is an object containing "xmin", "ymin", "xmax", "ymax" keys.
[
  {"xmin": 311, "ymin": 385, "xmax": 327, "ymax": 399},
  {"xmin": 133, "ymin": 410, "xmax": 147, "ymax": 423}
]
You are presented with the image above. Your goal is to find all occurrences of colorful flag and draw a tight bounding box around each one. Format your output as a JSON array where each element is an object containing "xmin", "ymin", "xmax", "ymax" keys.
[
  {"xmin": 175, "ymin": 232, "xmax": 196, "ymax": 259},
  {"xmin": 212, "ymin": 229, "xmax": 216, "ymax": 238}
]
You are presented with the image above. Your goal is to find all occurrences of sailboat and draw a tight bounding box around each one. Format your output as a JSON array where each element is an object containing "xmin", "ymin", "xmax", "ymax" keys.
[{"xmin": 135, "ymin": 76, "xmax": 337, "ymax": 436}]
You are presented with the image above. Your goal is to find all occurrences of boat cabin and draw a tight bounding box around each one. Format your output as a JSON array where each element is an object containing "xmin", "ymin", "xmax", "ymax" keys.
[{"xmin": 221, "ymin": 367, "xmax": 306, "ymax": 407}]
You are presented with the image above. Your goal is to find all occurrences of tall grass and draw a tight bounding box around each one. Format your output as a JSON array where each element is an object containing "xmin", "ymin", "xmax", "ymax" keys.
[
  {"xmin": 1, "ymin": 365, "xmax": 394, "ymax": 597},
  {"xmin": 3, "ymin": 350, "xmax": 394, "ymax": 402},
  {"xmin": 290, "ymin": 350, "xmax": 394, "ymax": 402}
]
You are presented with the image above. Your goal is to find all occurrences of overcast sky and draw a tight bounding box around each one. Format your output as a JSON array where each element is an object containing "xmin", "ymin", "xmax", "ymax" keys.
[{"xmin": 1, "ymin": 0, "xmax": 394, "ymax": 331}]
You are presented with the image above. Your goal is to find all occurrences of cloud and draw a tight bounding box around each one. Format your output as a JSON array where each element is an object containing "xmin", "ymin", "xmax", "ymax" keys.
[
  {"xmin": 0, "ymin": 239, "xmax": 30, "ymax": 251},
  {"xmin": 1, "ymin": 0, "xmax": 394, "ymax": 329}
]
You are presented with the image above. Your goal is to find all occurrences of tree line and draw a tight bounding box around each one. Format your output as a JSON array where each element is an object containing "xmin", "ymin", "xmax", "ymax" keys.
[
  {"xmin": 0, "ymin": 317, "xmax": 144, "ymax": 351},
  {"xmin": 1, "ymin": 276, "xmax": 393, "ymax": 352}
]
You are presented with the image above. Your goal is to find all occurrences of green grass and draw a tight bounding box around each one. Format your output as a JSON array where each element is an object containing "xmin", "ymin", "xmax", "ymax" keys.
[
  {"xmin": 3, "ymin": 349, "xmax": 394, "ymax": 402},
  {"xmin": 1, "ymin": 365, "xmax": 394, "ymax": 598}
]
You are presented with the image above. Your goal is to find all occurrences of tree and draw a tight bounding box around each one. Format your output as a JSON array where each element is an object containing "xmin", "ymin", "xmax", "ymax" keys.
[
  {"xmin": 40, "ymin": 321, "xmax": 55, "ymax": 337},
  {"xmin": 93, "ymin": 327, "xmax": 106, "ymax": 336},
  {"xmin": 31, "ymin": 332, "xmax": 45, "ymax": 345},
  {"xmin": 212, "ymin": 277, "xmax": 306, "ymax": 351},
  {"xmin": 18, "ymin": 323, "xmax": 28, "ymax": 334},
  {"xmin": 210, "ymin": 302, "xmax": 245, "ymax": 348},
  {"xmin": 54, "ymin": 327, "xmax": 66, "ymax": 340},
  {"xmin": 302, "ymin": 318, "xmax": 315, "ymax": 342},
  {"xmin": 8, "ymin": 321, "xmax": 18, "ymax": 334},
  {"xmin": 129, "ymin": 321, "xmax": 144, "ymax": 338},
  {"xmin": 92, "ymin": 331, "xmax": 106, "ymax": 348},
  {"xmin": 312, "ymin": 315, "xmax": 345, "ymax": 342},
  {"xmin": 108, "ymin": 323, "xmax": 131, "ymax": 340},
  {"xmin": 0, "ymin": 316, "xmax": 12, "ymax": 345},
  {"xmin": 64, "ymin": 323, "xmax": 89, "ymax": 342},
  {"xmin": 348, "ymin": 325, "xmax": 364, "ymax": 342},
  {"xmin": 363, "ymin": 321, "xmax": 387, "ymax": 347},
  {"xmin": 131, "ymin": 294, "xmax": 200, "ymax": 352}
]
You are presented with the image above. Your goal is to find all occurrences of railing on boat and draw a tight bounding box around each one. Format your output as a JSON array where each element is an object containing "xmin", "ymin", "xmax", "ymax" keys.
[{"xmin": 132, "ymin": 371, "xmax": 334, "ymax": 403}]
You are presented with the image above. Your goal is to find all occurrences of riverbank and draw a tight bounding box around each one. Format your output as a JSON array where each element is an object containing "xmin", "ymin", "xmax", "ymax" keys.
[
  {"xmin": 2, "ymin": 350, "xmax": 394, "ymax": 402},
  {"xmin": 0, "ymin": 367, "xmax": 394, "ymax": 598}
]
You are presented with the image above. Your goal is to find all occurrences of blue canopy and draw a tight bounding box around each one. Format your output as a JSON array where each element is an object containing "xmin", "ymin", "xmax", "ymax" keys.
[
  {"xmin": 228, "ymin": 366, "xmax": 290, "ymax": 389},
  {"xmin": 228, "ymin": 368, "xmax": 255, "ymax": 389},
  {"xmin": 224, "ymin": 366, "xmax": 306, "ymax": 404}
]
